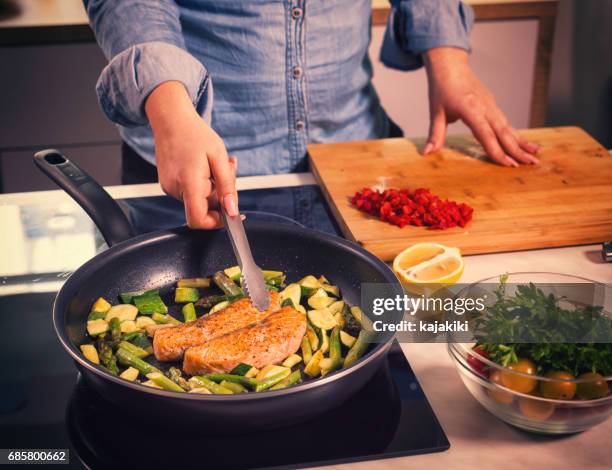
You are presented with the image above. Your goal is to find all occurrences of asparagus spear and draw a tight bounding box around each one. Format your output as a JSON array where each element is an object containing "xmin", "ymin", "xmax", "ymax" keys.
[
  {"xmin": 220, "ymin": 380, "xmax": 248, "ymax": 393},
  {"xmin": 166, "ymin": 367, "xmax": 190, "ymax": 390},
  {"xmin": 343, "ymin": 329, "xmax": 370, "ymax": 368},
  {"xmin": 108, "ymin": 317, "xmax": 122, "ymax": 347},
  {"xmin": 195, "ymin": 294, "xmax": 243, "ymax": 310},
  {"xmin": 301, "ymin": 336, "xmax": 312, "ymax": 364},
  {"xmin": 146, "ymin": 372, "xmax": 185, "ymax": 392},
  {"xmin": 205, "ymin": 373, "xmax": 258, "ymax": 389},
  {"xmin": 118, "ymin": 341, "xmax": 149, "ymax": 358},
  {"xmin": 116, "ymin": 347, "xmax": 160, "ymax": 376},
  {"xmin": 321, "ymin": 327, "xmax": 342, "ymax": 375},
  {"xmin": 213, "ymin": 272, "xmax": 243, "ymax": 297},
  {"xmin": 270, "ymin": 370, "xmax": 302, "ymax": 390},
  {"xmin": 191, "ymin": 376, "xmax": 234, "ymax": 394},
  {"xmin": 182, "ymin": 302, "xmax": 197, "ymax": 322},
  {"xmin": 97, "ymin": 335, "xmax": 119, "ymax": 375},
  {"xmin": 255, "ymin": 369, "xmax": 291, "ymax": 392}
]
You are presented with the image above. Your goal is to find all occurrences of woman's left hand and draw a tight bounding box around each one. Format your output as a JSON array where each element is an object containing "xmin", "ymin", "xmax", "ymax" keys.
[{"xmin": 423, "ymin": 47, "xmax": 540, "ymax": 167}]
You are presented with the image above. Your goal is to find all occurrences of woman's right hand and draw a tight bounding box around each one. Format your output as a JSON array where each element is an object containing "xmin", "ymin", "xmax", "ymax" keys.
[{"xmin": 145, "ymin": 81, "xmax": 238, "ymax": 229}]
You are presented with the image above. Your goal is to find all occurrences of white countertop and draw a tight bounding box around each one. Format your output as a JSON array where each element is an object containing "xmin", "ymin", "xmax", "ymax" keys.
[{"xmin": 1, "ymin": 173, "xmax": 610, "ymax": 468}]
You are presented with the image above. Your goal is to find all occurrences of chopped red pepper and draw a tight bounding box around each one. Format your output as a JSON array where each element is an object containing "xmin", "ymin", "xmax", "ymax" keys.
[{"xmin": 351, "ymin": 187, "xmax": 473, "ymax": 230}]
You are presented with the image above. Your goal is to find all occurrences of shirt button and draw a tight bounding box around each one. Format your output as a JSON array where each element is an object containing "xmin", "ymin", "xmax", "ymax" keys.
[
  {"xmin": 292, "ymin": 66, "xmax": 303, "ymax": 79},
  {"xmin": 291, "ymin": 7, "xmax": 303, "ymax": 19},
  {"xmin": 295, "ymin": 120, "xmax": 305, "ymax": 131}
]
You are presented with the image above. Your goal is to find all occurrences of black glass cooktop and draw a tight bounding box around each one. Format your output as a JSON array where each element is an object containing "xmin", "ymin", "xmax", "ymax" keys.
[{"xmin": 0, "ymin": 186, "xmax": 449, "ymax": 469}]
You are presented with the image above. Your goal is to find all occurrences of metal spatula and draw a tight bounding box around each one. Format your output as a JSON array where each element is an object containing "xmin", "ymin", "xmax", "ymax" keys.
[{"xmin": 220, "ymin": 207, "xmax": 270, "ymax": 311}]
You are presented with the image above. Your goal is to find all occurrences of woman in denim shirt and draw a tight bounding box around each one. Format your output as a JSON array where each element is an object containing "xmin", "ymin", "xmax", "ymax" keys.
[{"xmin": 84, "ymin": 0, "xmax": 540, "ymax": 232}]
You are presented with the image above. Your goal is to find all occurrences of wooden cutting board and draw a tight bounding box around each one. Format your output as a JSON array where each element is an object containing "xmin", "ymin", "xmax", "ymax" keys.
[{"xmin": 308, "ymin": 127, "xmax": 612, "ymax": 261}]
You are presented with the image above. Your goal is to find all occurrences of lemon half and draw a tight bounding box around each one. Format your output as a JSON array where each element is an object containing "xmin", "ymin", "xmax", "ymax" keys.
[{"xmin": 393, "ymin": 242, "xmax": 464, "ymax": 286}]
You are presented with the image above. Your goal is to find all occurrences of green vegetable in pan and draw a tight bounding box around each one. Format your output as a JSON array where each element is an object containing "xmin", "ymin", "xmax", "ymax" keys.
[
  {"xmin": 205, "ymin": 373, "xmax": 258, "ymax": 390},
  {"xmin": 133, "ymin": 292, "xmax": 167, "ymax": 315},
  {"xmin": 213, "ymin": 272, "xmax": 243, "ymax": 297},
  {"xmin": 97, "ymin": 335, "xmax": 119, "ymax": 375},
  {"xmin": 255, "ymin": 369, "xmax": 291, "ymax": 392},
  {"xmin": 270, "ymin": 370, "xmax": 302, "ymax": 390},
  {"xmin": 196, "ymin": 294, "xmax": 244, "ymax": 310},
  {"xmin": 191, "ymin": 376, "xmax": 234, "ymax": 394},
  {"xmin": 175, "ymin": 287, "xmax": 200, "ymax": 303},
  {"xmin": 343, "ymin": 330, "xmax": 370, "ymax": 369},
  {"xmin": 220, "ymin": 380, "xmax": 248, "ymax": 393},
  {"xmin": 116, "ymin": 347, "xmax": 160, "ymax": 376},
  {"xmin": 146, "ymin": 372, "xmax": 185, "ymax": 392},
  {"xmin": 230, "ymin": 363, "xmax": 253, "ymax": 376},
  {"xmin": 177, "ymin": 277, "xmax": 210, "ymax": 288},
  {"xmin": 118, "ymin": 341, "xmax": 150, "ymax": 359},
  {"xmin": 182, "ymin": 302, "xmax": 197, "ymax": 322},
  {"xmin": 120, "ymin": 289, "xmax": 159, "ymax": 304}
]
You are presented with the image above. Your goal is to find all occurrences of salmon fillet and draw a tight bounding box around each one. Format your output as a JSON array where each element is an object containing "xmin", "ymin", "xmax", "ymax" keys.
[
  {"xmin": 153, "ymin": 291, "xmax": 280, "ymax": 362},
  {"xmin": 183, "ymin": 306, "xmax": 307, "ymax": 375}
]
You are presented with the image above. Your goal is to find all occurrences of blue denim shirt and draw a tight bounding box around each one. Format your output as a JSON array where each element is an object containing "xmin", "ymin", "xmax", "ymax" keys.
[{"xmin": 85, "ymin": 0, "xmax": 473, "ymax": 176}]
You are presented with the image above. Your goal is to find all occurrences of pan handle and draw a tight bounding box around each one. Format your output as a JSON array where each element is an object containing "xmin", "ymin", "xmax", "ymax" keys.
[{"xmin": 33, "ymin": 149, "xmax": 135, "ymax": 247}]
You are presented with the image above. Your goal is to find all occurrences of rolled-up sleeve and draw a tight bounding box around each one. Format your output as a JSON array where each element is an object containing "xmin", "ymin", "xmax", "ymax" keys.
[
  {"xmin": 381, "ymin": 0, "xmax": 475, "ymax": 71},
  {"xmin": 84, "ymin": 0, "xmax": 212, "ymax": 127}
]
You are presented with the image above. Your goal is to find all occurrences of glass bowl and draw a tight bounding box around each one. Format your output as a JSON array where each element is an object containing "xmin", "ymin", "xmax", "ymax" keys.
[{"xmin": 447, "ymin": 272, "xmax": 612, "ymax": 434}]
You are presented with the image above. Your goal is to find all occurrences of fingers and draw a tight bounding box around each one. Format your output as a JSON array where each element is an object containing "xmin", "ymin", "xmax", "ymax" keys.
[
  {"xmin": 490, "ymin": 119, "xmax": 539, "ymax": 165},
  {"xmin": 464, "ymin": 114, "xmax": 518, "ymax": 167},
  {"xmin": 423, "ymin": 109, "xmax": 448, "ymax": 155},
  {"xmin": 182, "ymin": 177, "xmax": 222, "ymax": 229},
  {"xmin": 208, "ymin": 151, "xmax": 239, "ymax": 217}
]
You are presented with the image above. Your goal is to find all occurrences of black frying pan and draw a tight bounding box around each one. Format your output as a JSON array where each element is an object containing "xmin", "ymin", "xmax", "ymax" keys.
[{"xmin": 33, "ymin": 149, "xmax": 403, "ymax": 434}]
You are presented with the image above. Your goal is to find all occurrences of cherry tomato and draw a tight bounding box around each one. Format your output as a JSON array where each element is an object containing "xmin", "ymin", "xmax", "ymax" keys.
[
  {"xmin": 488, "ymin": 370, "xmax": 514, "ymax": 405},
  {"xmin": 576, "ymin": 372, "xmax": 609, "ymax": 400},
  {"xmin": 518, "ymin": 395, "xmax": 555, "ymax": 421},
  {"xmin": 500, "ymin": 358, "xmax": 537, "ymax": 394},
  {"xmin": 540, "ymin": 371, "xmax": 577, "ymax": 400},
  {"xmin": 467, "ymin": 346, "xmax": 490, "ymax": 377}
]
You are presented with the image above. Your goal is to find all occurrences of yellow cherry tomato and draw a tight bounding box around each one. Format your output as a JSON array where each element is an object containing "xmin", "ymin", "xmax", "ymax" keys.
[
  {"xmin": 540, "ymin": 371, "xmax": 577, "ymax": 400},
  {"xmin": 488, "ymin": 370, "xmax": 514, "ymax": 405},
  {"xmin": 518, "ymin": 395, "xmax": 555, "ymax": 421},
  {"xmin": 500, "ymin": 358, "xmax": 538, "ymax": 394},
  {"xmin": 576, "ymin": 372, "xmax": 609, "ymax": 400}
]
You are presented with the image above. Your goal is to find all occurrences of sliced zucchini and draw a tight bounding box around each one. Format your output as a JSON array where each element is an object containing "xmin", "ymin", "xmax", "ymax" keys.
[
  {"xmin": 177, "ymin": 277, "xmax": 210, "ymax": 288},
  {"xmin": 230, "ymin": 363, "xmax": 253, "ymax": 376},
  {"xmin": 256, "ymin": 365, "xmax": 289, "ymax": 381},
  {"xmin": 282, "ymin": 354, "xmax": 302, "ymax": 368},
  {"xmin": 120, "ymin": 288, "xmax": 159, "ymax": 304},
  {"xmin": 307, "ymin": 295, "xmax": 334, "ymax": 310},
  {"xmin": 175, "ymin": 287, "xmax": 200, "ymax": 303},
  {"xmin": 105, "ymin": 304, "xmax": 138, "ymax": 322},
  {"xmin": 340, "ymin": 330, "xmax": 357, "ymax": 348},
  {"xmin": 119, "ymin": 366, "xmax": 139, "ymax": 381},
  {"xmin": 80, "ymin": 344, "xmax": 99, "ymax": 364},
  {"xmin": 350, "ymin": 306, "xmax": 363, "ymax": 324},
  {"xmin": 295, "ymin": 305, "xmax": 307, "ymax": 315},
  {"xmin": 135, "ymin": 316, "xmax": 156, "ymax": 329},
  {"xmin": 328, "ymin": 300, "xmax": 345, "ymax": 315},
  {"xmin": 181, "ymin": 302, "xmax": 197, "ymax": 322},
  {"xmin": 224, "ymin": 265, "xmax": 242, "ymax": 281},
  {"xmin": 301, "ymin": 336, "xmax": 312, "ymax": 364},
  {"xmin": 91, "ymin": 297, "xmax": 112, "ymax": 314},
  {"xmin": 321, "ymin": 284, "xmax": 340, "ymax": 297},
  {"xmin": 306, "ymin": 326, "xmax": 319, "ymax": 350},
  {"xmin": 120, "ymin": 320, "xmax": 137, "ymax": 333},
  {"xmin": 307, "ymin": 308, "xmax": 337, "ymax": 330},
  {"xmin": 304, "ymin": 350, "xmax": 324, "ymax": 377},
  {"xmin": 244, "ymin": 366, "xmax": 260, "ymax": 379},
  {"xmin": 87, "ymin": 319, "xmax": 108, "ymax": 336},
  {"xmin": 299, "ymin": 275, "xmax": 320, "ymax": 297},
  {"xmin": 87, "ymin": 311, "xmax": 106, "ymax": 321},
  {"xmin": 255, "ymin": 369, "xmax": 291, "ymax": 392},
  {"xmin": 270, "ymin": 370, "xmax": 301, "ymax": 390},
  {"xmin": 209, "ymin": 300, "xmax": 230, "ymax": 314},
  {"xmin": 319, "ymin": 328, "xmax": 329, "ymax": 354},
  {"xmin": 280, "ymin": 283, "xmax": 301, "ymax": 308},
  {"xmin": 310, "ymin": 287, "xmax": 327, "ymax": 298},
  {"xmin": 318, "ymin": 275, "xmax": 330, "ymax": 285},
  {"xmin": 133, "ymin": 293, "xmax": 168, "ymax": 315}
]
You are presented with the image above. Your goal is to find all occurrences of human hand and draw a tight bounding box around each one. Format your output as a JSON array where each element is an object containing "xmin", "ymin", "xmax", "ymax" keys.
[
  {"xmin": 423, "ymin": 47, "xmax": 540, "ymax": 167},
  {"xmin": 145, "ymin": 81, "xmax": 238, "ymax": 228}
]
